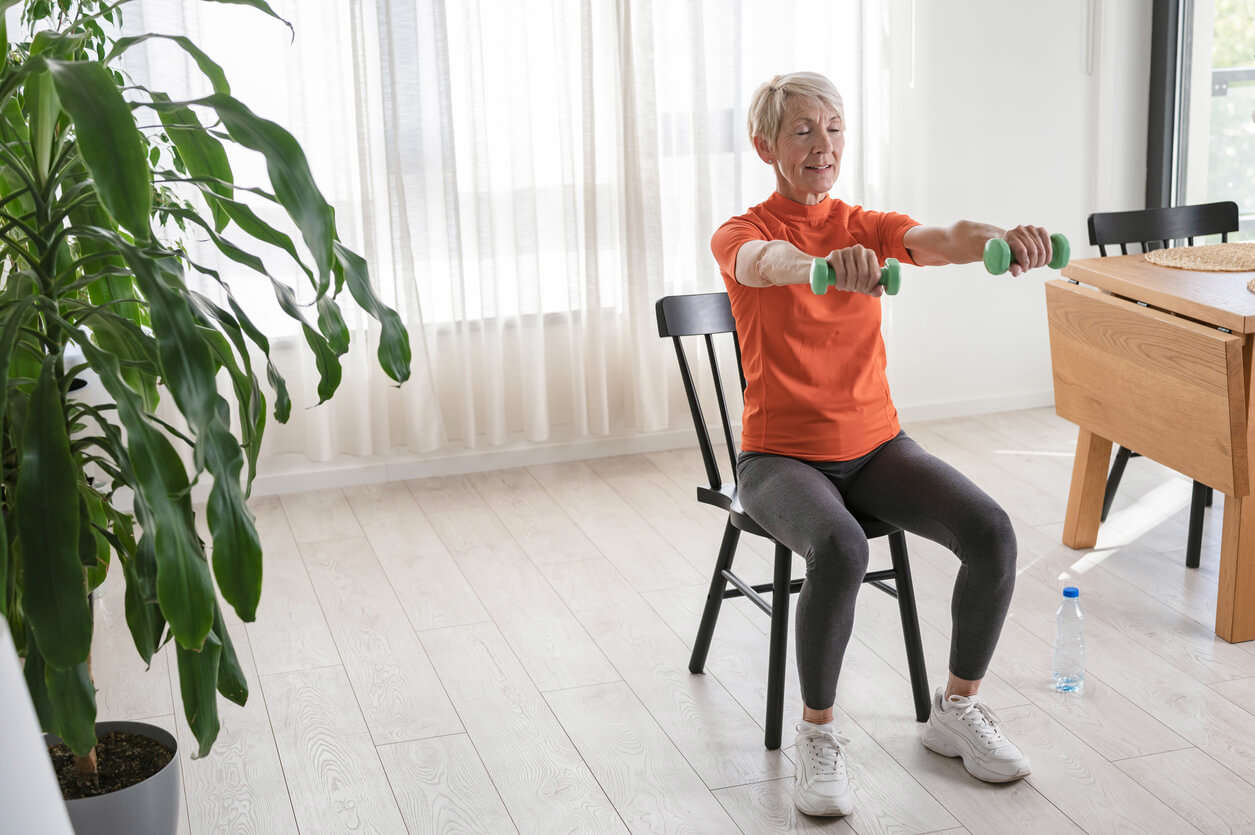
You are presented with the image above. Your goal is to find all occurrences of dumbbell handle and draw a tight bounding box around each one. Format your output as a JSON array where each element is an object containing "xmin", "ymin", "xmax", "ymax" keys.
[
  {"xmin": 811, "ymin": 257, "xmax": 901, "ymax": 296},
  {"xmin": 983, "ymin": 233, "xmax": 1071, "ymax": 275}
]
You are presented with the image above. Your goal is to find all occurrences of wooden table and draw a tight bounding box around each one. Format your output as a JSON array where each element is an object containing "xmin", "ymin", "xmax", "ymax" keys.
[{"xmin": 1047, "ymin": 254, "xmax": 1255, "ymax": 642}]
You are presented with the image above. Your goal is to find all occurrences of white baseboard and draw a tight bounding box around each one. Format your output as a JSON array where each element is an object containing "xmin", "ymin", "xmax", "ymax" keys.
[
  {"xmin": 240, "ymin": 426, "xmax": 715, "ymax": 499},
  {"xmin": 220, "ymin": 391, "xmax": 1057, "ymax": 500},
  {"xmin": 897, "ymin": 390, "xmax": 1055, "ymax": 424}
]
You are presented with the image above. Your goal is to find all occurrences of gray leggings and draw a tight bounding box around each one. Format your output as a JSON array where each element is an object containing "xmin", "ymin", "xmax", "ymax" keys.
[{"xmin": 736, "ymin": 432, "xmax": 1016, "ymax": 710}]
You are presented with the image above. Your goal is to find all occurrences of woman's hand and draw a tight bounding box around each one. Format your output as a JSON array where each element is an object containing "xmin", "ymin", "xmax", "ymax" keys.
[
  {"xmin": 824, "ymin": 244, "xmax": 884, "ymax": 296},
  {"xmin": 1002, "ymin": 225, "xmax": 1053, "ymax": 277}
]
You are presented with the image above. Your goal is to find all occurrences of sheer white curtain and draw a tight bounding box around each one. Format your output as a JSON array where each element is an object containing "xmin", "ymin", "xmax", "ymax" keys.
[{"xmin": 125, "ymin": 0, "xmax": 889, "ymax": 466}]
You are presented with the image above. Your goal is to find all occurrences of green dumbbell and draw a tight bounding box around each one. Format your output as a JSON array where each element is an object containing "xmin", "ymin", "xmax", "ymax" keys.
[
  {"xmin": 983, "ymin": 233, "xmax": 1071, "ymax": 275},
  {"xmin": 811, "ymin": 257, "xmax": 901, "ymax": 296}
]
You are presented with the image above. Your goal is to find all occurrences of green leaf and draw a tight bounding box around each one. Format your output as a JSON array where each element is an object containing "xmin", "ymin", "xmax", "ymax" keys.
[
  {"xmin": 176, "ymin": 630, "xmax": 222, "ymax": 758},
  {"xmin": 122, "ymin": 534, "xmax": 163, "ymax": 665},
  {"xmin": 138, "ymin": 429, "xmax": 216, "ymax": 650},
  {"xmin": 0, "ymin": 299, "xmax": 34, "ymax": 619},
  {"xmin": 205, "ymin": 440, "xmax": 262, "ymax": 620},
  {"xmin": 227, "ymin": 296, "xmax": 291, "ymax": 422},
  {"xmin": 64, "ymin": 178, "xmax": 146, "ymax": 325},
  {"xmin": 212, "ymin": 603, "xmax": 247, "ymax": 706},
  {"xmin": 181, "ymin": 260, "xmax": 290, "ymax": 423},
  {"xmin": 195, "ymin": 186, "xmax": 312, "ymax": 283},
  {"xmin": 200, "ymin": 0, "xmax": 293, "ymax": 36},
  {"xmin": 44, "ymin": 658, "xmax": 97, "ymax": 756},
  {"xmin": 24, "ymin": 68, "xmax": 59, "ymax": 179},
  {"xmin": 305, "ymin": 322, "xmax": 343, "ymax": 403},
  {"xmin": 164, "ymin": 211, "xmax": 342, "ymax": 404},
  {"xmin": 106, "ymin": 34, "xmax": 230, "ymax": 95},
  {"xmin": 207, "ymin": 469, "xmax": 263, "ymax": 617},
  {"xmin": 112, "ymin": 248, "xmax": 220, "ymax": 430},
  {"xmin": 190, "ymin": 294, "xmax": 265, "ymax": 488},
  {"xmin": 2, "ymin": 91, "xmax": 30, "ymax": 147},
  {"xmin": 316, "ymin": 295, "xmax": 349, "ymax": 355},
  {"xmin": 104, "ymin": 252, "xmax": 263, "ymax": 623},
  {"xmin": 45, "ymin": 58, "xmax": 150, "ymax": 238},
  {"xmin": 77, "ymin": 495, "xmax": 97, "ymax": 566},
  {"xmin": 0, "ymin": 1, "xmax": 17, "ymax": 64},
  {"xmin": 76, "ymin": 334, "xmax": 215, "ymax": 650},
  {"xmin": 185, "ymin": 336, "xmax": 264, "ymax": 622},
  {"xmin": 17, "ymin": 356, "xmax": 91, "ymax": 668},
  {"xmin": 29, "ymin": 28, "xmax": 87, "ymax": 59},
  {"xmin": 88, "ymin": 312, "xmax": 159, "ymax": 372},
  {"xmin": 51, "ymin": 235, "xmax": 75, "ymax": 280},
  {"xmin": 144, "ymin": 430, "xmax": 215, "ymax": 650},
  {"xmin": 82, "ymin": 489, "xmax": 110, "ymax": 592},
  {"xmin": 152, "ymin": 95, "xmax": 232, "ymax": 232},
  {"xmin": 144, "ymin": 93, "xmax": 334, "ymax": 294},
  {"xmin": 333, "ymin": 243, "xmax": 411, "ymax": 383},
  {"xmin": 31, "ymin": 25, "xmax": 86, "ymax": 52},
  {"xmin": 22, "ymin": 635, "xmax": 54, "ymax": 729}
]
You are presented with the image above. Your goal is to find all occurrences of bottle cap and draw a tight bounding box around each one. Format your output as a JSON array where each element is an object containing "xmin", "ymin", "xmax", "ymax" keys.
[{"xmin": 1063, "ymin": 586, "xmax": 1079, "ymax": 598}]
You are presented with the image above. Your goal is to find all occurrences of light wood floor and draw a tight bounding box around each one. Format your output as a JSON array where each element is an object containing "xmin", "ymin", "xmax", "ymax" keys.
[{"xmin": 91, "ymin": 407, "xmax": 1255, "ymax": 834}]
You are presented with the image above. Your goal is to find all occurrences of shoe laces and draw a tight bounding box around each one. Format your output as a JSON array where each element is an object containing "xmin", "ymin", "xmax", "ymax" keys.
[
  {"xmin": 946, "ymin": 694, "xmax": 1007, "ymax": 747},
  {"xmin": 796, "ymin": 725, "xmax": 851, "ymax": 780}
]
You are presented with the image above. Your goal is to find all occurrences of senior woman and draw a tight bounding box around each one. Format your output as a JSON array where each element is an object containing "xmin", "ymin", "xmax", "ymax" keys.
[{"xmin": 711, "ymin": 71, "xmax": 1052, "ymax": 817}]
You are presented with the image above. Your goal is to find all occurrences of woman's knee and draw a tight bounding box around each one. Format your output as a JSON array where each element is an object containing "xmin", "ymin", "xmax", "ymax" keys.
[
  {"xmin": 804, "ymin": 524, "xmax": 870, "ymax": 583},
  {"xmin": 960, "ymin": 503, "xmax": 1017, "ymax": 578}
]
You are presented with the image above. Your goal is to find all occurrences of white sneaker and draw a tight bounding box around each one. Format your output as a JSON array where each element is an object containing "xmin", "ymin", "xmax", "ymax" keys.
[
  {"xmin": 791, "ymin": 722, "xmax": 854, "ymax": 817},
  {"xmin": 920, "ymin": 688, "xmax": 1031, "ymax": 782}
]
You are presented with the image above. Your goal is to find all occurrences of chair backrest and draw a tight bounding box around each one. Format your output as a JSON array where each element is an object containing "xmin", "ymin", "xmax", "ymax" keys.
[
  {"xmin": 1088, "ymin": 201, "xmax": 1239, "ymax": 255},
  {"xmin": 655, "ymin": 292, "xmax": 743, "ymax": 492}
]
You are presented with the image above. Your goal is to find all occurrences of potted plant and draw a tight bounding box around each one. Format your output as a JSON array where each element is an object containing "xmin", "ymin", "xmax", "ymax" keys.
[{"xmin": 0, "ymin": 1, "xmax": 411, "ymax": 831}]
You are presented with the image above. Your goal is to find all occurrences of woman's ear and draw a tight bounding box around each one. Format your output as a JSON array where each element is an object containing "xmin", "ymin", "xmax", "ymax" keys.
[{"xmin": 752, "ymin": 134, "xmax": 775, "ymax": 165}]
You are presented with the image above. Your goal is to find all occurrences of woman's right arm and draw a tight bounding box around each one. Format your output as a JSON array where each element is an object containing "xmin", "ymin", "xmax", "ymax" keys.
[{"xmin": 733, "ymin": 240, "xmax": 883, "ymax": 295}]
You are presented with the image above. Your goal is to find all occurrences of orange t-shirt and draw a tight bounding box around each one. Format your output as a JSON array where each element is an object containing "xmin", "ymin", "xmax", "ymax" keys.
[{"xmin": 710, "ymin": 191, "xmax": 920, "ymax": 461}]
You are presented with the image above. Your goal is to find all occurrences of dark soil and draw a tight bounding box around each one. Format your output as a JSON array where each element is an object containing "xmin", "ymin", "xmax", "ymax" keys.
[{"xmin": 48, "ymin": 731, "xmax": 174, "ymax": 800}]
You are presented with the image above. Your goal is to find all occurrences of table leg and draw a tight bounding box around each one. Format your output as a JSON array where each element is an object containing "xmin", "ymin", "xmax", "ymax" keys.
[
  {"xmin": 1215, "ymin": 338, "xmax": 1255, "ymax": 642},
  {"xmin": 1218, "ymin": 497, "xmax": 1255, "ymax": 643},
  {"xmin": 1062, "ymin": 428, "xmax": 1113, "ymax": 549}
]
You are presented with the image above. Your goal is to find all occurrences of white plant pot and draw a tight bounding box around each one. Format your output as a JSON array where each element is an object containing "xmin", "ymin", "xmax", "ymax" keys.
[
  {"xmin": 46, "ymin": 720, "xmax": 181, "ymax": 835},
  {"xmin": 0, "ymin": 617, "xmax": 75, "ymax": 834}
]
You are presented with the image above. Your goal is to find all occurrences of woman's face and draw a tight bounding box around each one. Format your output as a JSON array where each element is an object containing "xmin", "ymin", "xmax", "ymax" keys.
[{"xmin": 755, "ymin": 96, "xmax": 843, "ymax": 205}]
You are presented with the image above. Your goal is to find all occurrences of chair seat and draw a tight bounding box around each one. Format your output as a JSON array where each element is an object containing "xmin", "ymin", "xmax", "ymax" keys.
[{"xmin": 698, "ymin": 483, "xmax": 899, "ymax": 541}]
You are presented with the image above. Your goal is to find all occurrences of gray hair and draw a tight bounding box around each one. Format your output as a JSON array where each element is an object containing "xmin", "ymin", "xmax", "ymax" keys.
[{"xmin": 747, "ymin": 72, "xmax": 845, "ymax": 150}]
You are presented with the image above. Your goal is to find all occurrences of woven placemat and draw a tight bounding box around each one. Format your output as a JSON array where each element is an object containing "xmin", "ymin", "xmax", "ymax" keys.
[{"xmin": 1144, "ymin": 241, "xmax": 1255, "ymax": 271}]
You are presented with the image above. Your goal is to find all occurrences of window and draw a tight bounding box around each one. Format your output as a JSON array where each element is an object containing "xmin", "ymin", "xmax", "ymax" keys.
[{"xmin": 1167, "ymin": 0, "xmax": 1255, "ymax": 236}]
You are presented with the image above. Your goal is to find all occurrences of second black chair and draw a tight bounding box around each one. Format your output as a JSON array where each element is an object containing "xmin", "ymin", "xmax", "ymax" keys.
[
  {"xmin": 655, "ymin": 291, "xmax": 930, "ymax": 751},
  {"xmin": 1087, "ymin": 201, "xmax": 1238, "ymax": 568}
]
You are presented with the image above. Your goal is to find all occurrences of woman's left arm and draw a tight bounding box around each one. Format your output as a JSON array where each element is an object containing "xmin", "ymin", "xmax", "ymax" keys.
[{"xmin": 904, "ymin": 221, "xmax": 1054, "ymax": 277}]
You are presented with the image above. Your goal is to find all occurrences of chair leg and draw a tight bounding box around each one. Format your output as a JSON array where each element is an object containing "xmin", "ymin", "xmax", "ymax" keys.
[
  {"xmin": 888, "ymin": 531, "xmax": 931, "ymax": 722},
  {"xmin": 689, "ymin": 519, "xmax": 740, "ymax": 674},
  {"xmin": 764, "ymin": 542, "xmax": 792, "ymax": 751},
  {"xmin": 1186, "ymin": 481, "xmax": 1208, "ymax": 569},
  {"xmin": 1101, "ymin": 446, "xmax": 1133, "ymax": 522}
]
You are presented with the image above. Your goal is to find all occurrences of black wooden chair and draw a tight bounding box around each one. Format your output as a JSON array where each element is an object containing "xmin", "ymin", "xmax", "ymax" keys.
[
  {"xmin": 1087, "ymin": 201, "xmax": 1239, "ymax": 568},
  {"xmin": 655, "ymin": 291, "xmax": 930, "ymax": 751}
]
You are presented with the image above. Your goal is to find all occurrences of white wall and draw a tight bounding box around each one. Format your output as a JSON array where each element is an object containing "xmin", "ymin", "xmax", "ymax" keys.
[{"xmin": 881, "ymin": 0, "xmax": 1152, "ymax": 421}]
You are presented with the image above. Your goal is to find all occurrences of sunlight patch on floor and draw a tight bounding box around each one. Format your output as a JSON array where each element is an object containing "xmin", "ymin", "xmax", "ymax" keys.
[
  {"xmin": 1057, "ymin": 547, "xmax": 1121, "ymax": 581},
  {"xmin": 1098, "ymin": 478, "xmax": 1193, "ymax": 548},
  {"xmin": 994, "ymin": 449, "xmax": 1074, "ymax": 458},
  {"xmin": 1048, "ymin": 478, "xmax": 1194, "ymax": 582}
]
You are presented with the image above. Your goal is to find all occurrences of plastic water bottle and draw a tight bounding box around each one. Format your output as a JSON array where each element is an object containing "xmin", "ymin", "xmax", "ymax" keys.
[{"xmin": 1052, "ymin": 586, "xmax": 1085, "ymax": 693}]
